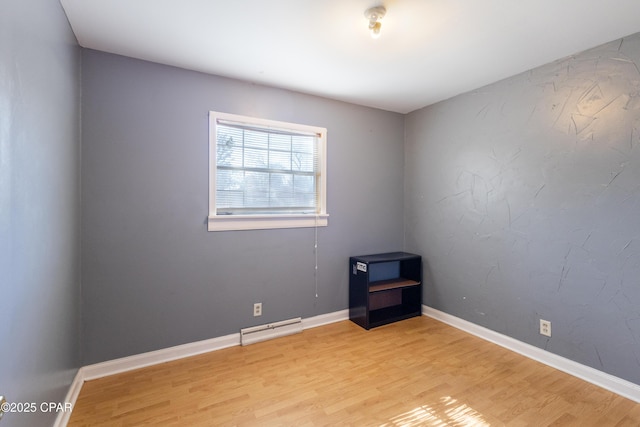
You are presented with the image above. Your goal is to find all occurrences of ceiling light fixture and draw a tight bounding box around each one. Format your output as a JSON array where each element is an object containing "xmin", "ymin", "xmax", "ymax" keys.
[{"xmin": 364, "ymin": 5, "xmax": 386, "ymax": 39}]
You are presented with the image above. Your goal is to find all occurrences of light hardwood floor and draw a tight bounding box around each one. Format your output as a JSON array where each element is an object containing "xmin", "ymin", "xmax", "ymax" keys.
[{"xmin": 68, "ymin": 316, "xmax": 640, "ymax": 426}]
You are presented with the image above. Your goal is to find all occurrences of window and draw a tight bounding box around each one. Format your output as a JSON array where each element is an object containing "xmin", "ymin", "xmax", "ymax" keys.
[{"xmin": 208, "ymin": 111, "xmax": 328, "ymax": 231}]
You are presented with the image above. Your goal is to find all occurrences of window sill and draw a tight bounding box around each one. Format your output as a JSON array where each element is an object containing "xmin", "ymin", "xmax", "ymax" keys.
[{"xmin": 207, "ymin": 214, "xmax": 329, "ymax": 232}]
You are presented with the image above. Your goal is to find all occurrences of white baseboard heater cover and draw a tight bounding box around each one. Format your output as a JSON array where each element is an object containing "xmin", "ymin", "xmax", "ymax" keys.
[{"xmin": 240, "ymin": 317, "xmax": 303, "ymax": 346}]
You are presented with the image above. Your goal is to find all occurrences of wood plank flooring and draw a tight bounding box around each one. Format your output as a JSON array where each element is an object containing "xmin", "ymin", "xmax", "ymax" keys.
[{"xmin": 68, "ymin": 316, "xmax": 640, "ymax": 426}]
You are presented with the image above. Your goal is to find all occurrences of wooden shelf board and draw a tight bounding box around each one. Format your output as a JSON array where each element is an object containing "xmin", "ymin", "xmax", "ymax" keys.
[{"xmin": 369, "ymin": 278, "xmax": 420, "ymax": 293}]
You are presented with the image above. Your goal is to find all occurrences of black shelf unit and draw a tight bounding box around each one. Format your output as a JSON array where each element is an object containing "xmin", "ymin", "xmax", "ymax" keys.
[{"xmin": 349, "ymin": 252, "xmax": 422, "ymax": 330}]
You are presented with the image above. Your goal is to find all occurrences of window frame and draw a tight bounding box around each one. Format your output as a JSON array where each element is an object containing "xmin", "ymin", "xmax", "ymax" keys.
[{"xmin": 208, "ymin": 111, "xmax": 328, "ymax": 232}]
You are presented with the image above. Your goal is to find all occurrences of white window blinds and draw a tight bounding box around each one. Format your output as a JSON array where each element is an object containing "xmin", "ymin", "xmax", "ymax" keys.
[{"xmin": 214, "ymin": 118, "xmax": 321, "ymax": 215}]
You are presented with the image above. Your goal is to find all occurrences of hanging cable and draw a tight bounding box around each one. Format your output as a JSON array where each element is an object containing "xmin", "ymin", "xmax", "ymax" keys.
[{"xmin": 314, "ymin": 214, "xmax": 319, "ymax": 298}]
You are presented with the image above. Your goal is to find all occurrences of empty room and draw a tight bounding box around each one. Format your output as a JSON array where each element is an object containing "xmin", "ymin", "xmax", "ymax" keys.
[{"xmin": 3, "ymin": 0, "xmax": 640, "ymax": 425}]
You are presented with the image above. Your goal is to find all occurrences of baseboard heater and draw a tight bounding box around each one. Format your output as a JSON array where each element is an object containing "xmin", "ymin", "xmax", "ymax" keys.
[{"xmin": 240, "ymin": 317, "xmax": 303, "ymax": 346}]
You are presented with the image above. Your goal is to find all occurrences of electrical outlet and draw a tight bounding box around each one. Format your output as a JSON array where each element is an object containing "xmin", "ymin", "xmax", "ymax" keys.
[
  {"xmin": 253, "ymin": 302, "xmax": 262, "ymax": 317},
  {"xmin": 540, "ymin": 319, "xmax": 551, "ymax": 337}
]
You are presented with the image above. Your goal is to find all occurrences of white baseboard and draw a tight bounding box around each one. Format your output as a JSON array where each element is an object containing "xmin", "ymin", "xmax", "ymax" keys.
[
  {"xmin": 422, "ymin": 305, "xmax": 640, "ymax": 403},
  {"xmin": 53, "ymin": 369, "xmax": 85, "ymax": 427},
  {"xmin": 81, "ymin": 332, "xmax": 240, "ymax": 381},
  {"xmin": 54, "ymin": 309, "xmax": 350, "ymax": 426},
  {"xmin": 302, "ymin": 309, "xmax": 349, "ymax": 329},
  {"xmin": 77, "ymin": 310, "xmax": 350, "ymax": 382}
]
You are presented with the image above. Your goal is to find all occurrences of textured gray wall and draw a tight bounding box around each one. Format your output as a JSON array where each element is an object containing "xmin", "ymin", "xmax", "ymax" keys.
[
  {"xmin": 0, "ymin": 1, "xmax": 80, "ymax": 426},
  {"xmin": 81, "ymin": 50, "xmax": 405, "ymax": 364},
  {"xmin": 405, "ymin": 34, "xmax": 640, "ymax": 384}
]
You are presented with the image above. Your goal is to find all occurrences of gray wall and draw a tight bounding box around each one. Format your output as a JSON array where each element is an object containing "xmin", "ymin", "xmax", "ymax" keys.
[
  {"xmin": 0, "ymin": 1, "xmax": 81, "ymax": 426},
  {"xmin": 81, "ymin": 50, "xmax": 405, "ymax": 364},
  {"xmin": 405, "ymin": 33, "xmax": 640, "ymax": 384}
]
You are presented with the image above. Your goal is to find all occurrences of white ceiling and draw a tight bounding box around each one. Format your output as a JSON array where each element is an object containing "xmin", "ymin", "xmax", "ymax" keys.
[{"xmin": 60, "ymin": 0, "xmax": 640, "ymax": 114}]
